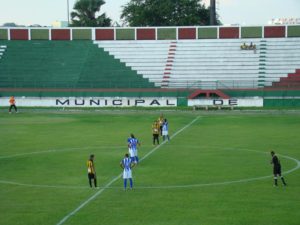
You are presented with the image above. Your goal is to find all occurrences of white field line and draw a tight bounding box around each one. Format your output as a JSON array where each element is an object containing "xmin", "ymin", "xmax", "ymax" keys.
[
  {"xmin": 55, "ymin": 116, "xmax": 200, "ymax": 225},
  {"xmin": 0, "ymin": 144, "xmax": 299, "ymax": 191},
  {"xmin": 137, "ymin": 154, "xmax": 300, "ymax": 189}
]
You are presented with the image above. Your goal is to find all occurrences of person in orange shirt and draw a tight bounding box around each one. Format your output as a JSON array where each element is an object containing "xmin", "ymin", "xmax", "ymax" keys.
[{"xmin": 9, "ymin": 96, "xmax": 18, "ymax": 113}]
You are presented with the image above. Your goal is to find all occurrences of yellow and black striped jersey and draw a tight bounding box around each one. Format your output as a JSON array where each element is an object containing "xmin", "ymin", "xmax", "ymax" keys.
[
  {"xmin": 152, "ymin": 122, "xmax": 160, "ymax": 134},
  {"xmin": 87, "ymin": 160, "xmax": 95, "ymax": 174}
]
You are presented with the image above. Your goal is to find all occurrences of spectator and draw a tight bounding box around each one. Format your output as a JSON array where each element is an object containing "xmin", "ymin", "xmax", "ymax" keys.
[
  {"xmin": 240, "ymin": 43, "xmax": 247, "ymax": 50},
  {"xmin": 9, "ymin": 96, "xmax": 18, "ymax": 114}
]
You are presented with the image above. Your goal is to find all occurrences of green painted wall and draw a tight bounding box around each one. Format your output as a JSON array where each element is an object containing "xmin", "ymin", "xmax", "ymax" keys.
[
  {"xmin": 264, "ymin": 99, "xmax": 300, "ymax": 107},
  {"xmin": 31, "ymin": 29, "xmax": 49, "ymax": 40},
  {"xmin": 157, "ymin": 28, "xmax": 176, "ymax": 40},
  {"xmin": 198, "ymin": 27, "xmax": 217, "ymax": 39},
  {"xmin": 72, "ymin": 29, "xmax": 92, "ymax": 40},
  {"xmin": 177, "ymin": 97, "xmax": 188, "ymax": 106},
  {"xmin": 116, "ymin": 29, "xmax": 135, "ymax": 40},
  {"xmin": 288, "ymin": 26, "xmax": 300, "ymax": 37},
  {"xmin": 241, "ymin": 27, "xmax": 262, "ymax": 38},
  {"xmin": 0, "ymin": 29, "xmax": 8, "ymax": 40}
]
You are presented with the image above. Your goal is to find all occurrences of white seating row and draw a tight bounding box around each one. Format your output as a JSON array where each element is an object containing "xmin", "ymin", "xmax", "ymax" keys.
[{"xmin": 95, "ymin": 38, "xmax": 300, "ymax": 89}]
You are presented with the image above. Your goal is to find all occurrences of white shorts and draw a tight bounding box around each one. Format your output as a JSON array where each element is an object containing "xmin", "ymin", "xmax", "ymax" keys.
[
  {"xmin": 129, "ymin": 148, "xmax": 135, "ymax": 157},
  {"xmin": 129, "ymin": 148, "xmax": 138, "ymax": 157},
  {"xmin": 123, "ymin": 169, "xmax": 132, "ymax": 179},
  {"xmin": 162, "ymin": 130, "xmax": 168, "ymax": 136}
]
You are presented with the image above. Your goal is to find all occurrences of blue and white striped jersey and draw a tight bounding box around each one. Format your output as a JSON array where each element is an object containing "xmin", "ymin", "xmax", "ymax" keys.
[
  {"xmin": 162, "ymin": 121, "xmax": 168, "ymax": 132},
  {"xmin": 121, "ymin": 157, "xmax": 132, "ymax": 170},
  {"xmin": 127, "ymin": 137, "xmax": 139, "ymax": 150}
]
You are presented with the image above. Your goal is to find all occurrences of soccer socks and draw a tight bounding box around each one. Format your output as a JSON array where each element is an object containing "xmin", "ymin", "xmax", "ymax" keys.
[
  {"xmin": 124, "ymin": 179, "xmax": 133, "ymax": 189},
  {"xmin": 124, "ymin": 179, "xmax": 127, "ymax": 189},
  {"xmin": 273, "ymin": 176, "xmax": 287, "ymax": 186},
  {"xmin": 281, "ymin": 177, "xmax": 287, "ymax": 186},
  {"xmin": 89, "ymin": 178, "xmax": 97, "ymax": 188}
]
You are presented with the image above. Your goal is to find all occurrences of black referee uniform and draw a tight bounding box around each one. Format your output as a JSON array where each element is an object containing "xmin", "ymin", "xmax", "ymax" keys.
[{"xmin": 271, "ymin": 151, "xmax": 287, "ymax": 186}]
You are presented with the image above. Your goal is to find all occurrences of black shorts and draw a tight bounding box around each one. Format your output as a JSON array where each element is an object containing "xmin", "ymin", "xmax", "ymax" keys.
[
  {"xmin": 88, "ymin": 173, "xmax": 95, "ymax": 179},
  {"xmin": 273, "ymin": 166, "xmax": 281, "ymax": 176}
]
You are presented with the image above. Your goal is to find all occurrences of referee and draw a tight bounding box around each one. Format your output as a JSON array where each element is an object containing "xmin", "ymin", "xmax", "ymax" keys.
[
  {"xmin": 270, "ymin": 151, "xmax": 287, "ymax": 187},
  {"xmin": 87, "ymin": 154, "xmax": 97, "ymax": 188}
]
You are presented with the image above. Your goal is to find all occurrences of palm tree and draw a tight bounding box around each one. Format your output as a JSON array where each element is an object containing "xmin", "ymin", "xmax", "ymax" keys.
[{"xmin": 70, "ymin": 0, "xmax": 111, "ymax": 27}]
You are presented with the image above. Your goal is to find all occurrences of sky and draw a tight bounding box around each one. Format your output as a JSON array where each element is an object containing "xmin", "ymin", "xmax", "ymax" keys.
[{"xmin": 0, "ymin": 0, "xmax": 299, "ymax": 26}]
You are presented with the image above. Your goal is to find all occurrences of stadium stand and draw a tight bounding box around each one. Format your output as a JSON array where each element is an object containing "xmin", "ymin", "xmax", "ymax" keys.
[
  {"xmin": 0, "ymin": 26, "xmax": 300, "ymax": 100},
  {"xmin": 0, "ymin": 41, "xmax": 155, "ymax": 89},
  {"xmin": 95, "ymin": 38, "xmax": 300, "ymax": 89},
  {"xmin": 271, "ymin": 69, "xmax": 300, "ymax": 88}
]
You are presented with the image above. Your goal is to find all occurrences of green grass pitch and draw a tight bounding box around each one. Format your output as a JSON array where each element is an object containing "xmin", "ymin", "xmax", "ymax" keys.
[{"xmin": 0, "ymin": 111, "xmax": 299, "ymax": 225}]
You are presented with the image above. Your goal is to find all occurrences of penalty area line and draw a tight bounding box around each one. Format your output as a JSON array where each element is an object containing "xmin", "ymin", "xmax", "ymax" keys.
[{"xmin": 55, "ymin": 116, "xmax": 200, "ymax": 225}]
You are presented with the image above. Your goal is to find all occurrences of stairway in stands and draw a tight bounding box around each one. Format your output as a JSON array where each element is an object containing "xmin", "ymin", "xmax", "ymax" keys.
[
  {"xmin": 95, "ymin": 38, "xmax": 300, "ymax": 89},
  {"xmin": 0, "ymin": 45, "xmax": 6, "ymax": 60}
]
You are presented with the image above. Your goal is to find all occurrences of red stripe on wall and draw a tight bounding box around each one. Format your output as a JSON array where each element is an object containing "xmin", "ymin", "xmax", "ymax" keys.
[
  {"xmin": 51, "ymin": 29, "xmax": 71, "ymax": 40},
  {"xmin": 96, "ymin": 29, "xmax": 114, "ymax": 40},
  {"xmin": 264, "ymin": 26, "xmax": 285, "ymax": 38},
  {"xmin": 10, "ymin": 29, "xmax": 29, "ymax": 40},
  {"xmin": 219, "ymin": 27, "xmax": 239, "ymax": 39},
  {"xmin": 137, "ymin": 28, "xmax": 156, "ymax": 40},
  {"xmin": 178, "ymin": 28, "xmax": 196, "ymax": 39}
]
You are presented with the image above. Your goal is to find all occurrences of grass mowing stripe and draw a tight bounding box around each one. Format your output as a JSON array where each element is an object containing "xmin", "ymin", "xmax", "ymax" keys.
[
  {"xmin": 1, "ymin": 151, "xmax": 298, "ymax": 190},
  {"xmin": 55, "ymin": 116, "xmax": 200, "ymax": 225},
  {"xmin": 1, "ymin": 144, "xmax": 298, "ymax": 191},
  {"xmin": 0, "ymin": 146, "xmax": 126, "ymax": 159}
]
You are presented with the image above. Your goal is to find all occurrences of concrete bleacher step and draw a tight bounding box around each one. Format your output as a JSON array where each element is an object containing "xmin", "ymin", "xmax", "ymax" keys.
[
  {"xmin": 281, "ymin": 77, "xmax": 300, "ymax": 81},
  {"xmin": 95, "ymin": 38, "xmax": 300, "ymax": 89}
]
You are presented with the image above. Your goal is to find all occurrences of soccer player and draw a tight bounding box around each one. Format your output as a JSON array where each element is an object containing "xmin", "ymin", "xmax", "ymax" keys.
[
  {"xmin": 9, "ymin": 96, "xmax": 17, "ymax": 114},
  {"xmin": 270, "ymin": 151, "xmax": 287, "ymax": 187},
  {"xmin": 162, "ymin": 119, "xmax": 170, "ymax": 142},
  {"xmin": 120, "ymin": 153, "xmax": 136, "ymax": 190},
  {"xmin": 127, "ymin": 134, "xmax": 140, "ymax": 164},
  {"xmin": 158, "ymin": 114, "xmax": 164, "ymax": 136},
  {"xmin": 87, "ymin": 154, "xmax": 97, "ymax": 188},
  {"xmin": 152, "ymin": 120, "xmax": 160, "ymax": 145}
]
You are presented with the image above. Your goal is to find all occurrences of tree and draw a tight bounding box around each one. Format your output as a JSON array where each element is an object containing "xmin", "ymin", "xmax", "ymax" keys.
[
  {"xmin": 121, "ymin": 0, "xmax": 220, "ymax": 26},
  {"xmin": 70, "ymin": 0, "xmax": 111, "ymax": 27},
  {"xmin": 2, "ymin": 22, "xmax": 21, "ymax": 27}
]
